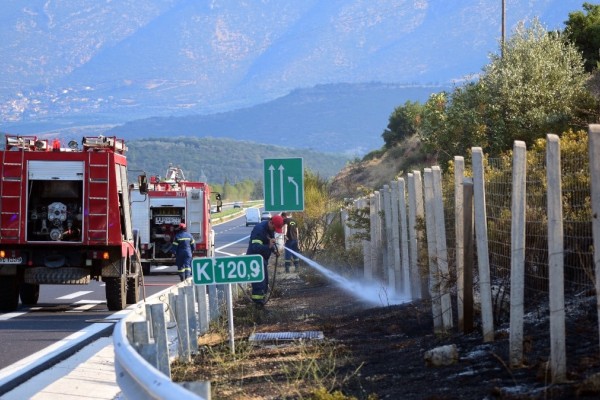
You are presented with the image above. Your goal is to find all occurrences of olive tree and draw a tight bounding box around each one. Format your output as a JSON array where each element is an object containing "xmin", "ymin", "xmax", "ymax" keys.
[{"xmin": 481, "ymin": 18, "xmax": 591, "ymax": 153}]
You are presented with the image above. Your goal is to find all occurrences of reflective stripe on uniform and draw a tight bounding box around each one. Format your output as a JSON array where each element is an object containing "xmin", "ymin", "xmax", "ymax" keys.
[
  {"xmin": 251, "ymin": 239, "xmax": 263, "ymax": 244},
  {"xmin": 251, "ymin": 294, "xmax": 265, "ymax": 300},
  {"xmin": 177, "ymin": 266, "xmax": 192, "ymax": 273}
]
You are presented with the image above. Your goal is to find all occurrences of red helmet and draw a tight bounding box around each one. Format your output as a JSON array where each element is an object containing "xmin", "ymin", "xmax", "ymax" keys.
[{"xmin": 178, "ymin": 223, "xmax": 186, "ymax": 230}]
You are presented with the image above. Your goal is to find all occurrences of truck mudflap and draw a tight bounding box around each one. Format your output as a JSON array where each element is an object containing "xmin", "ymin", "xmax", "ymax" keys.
[{"xmin": 102, "ymin": 259, "xmax": 123, "ymax": 278}]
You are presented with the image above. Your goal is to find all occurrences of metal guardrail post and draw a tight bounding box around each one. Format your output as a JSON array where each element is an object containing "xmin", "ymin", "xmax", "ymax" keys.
[
  {"xmin": 196, "ymin": 285, "xmax": 209, "ymax": 335},
  {"xmin": 183, "ymin": 285, "xmax": 199, "ymax": 353},
  {"xmin": 146, "ymin": 303, "xmax": 171, "ymax": 378},
  {"xmin": 114, "ymin": 278, "xmax": 224, "ymax": 399}
]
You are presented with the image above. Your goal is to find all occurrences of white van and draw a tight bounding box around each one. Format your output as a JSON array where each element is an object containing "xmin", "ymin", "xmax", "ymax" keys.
[{"xmin": 245, "ymin": 208, "xmax": 261, "ymax": 226}]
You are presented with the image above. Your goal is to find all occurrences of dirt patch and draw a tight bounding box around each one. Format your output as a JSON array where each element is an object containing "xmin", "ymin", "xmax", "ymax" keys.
[{"xmin": 172, "ymin": 267, "xmax": 600, "ymax": 399}]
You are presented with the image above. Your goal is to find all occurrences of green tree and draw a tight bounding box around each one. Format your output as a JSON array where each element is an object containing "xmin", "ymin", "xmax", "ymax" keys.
[
  {"xmin": 564, "ymin": 2, "xmax": 600, "ymax": 72},
  {"xmin": 481, "ymin": 18, "xmax": 591, "ymax": 153},
  {"xmin": 420, "ymin": 84, "xmax": 489, "ymax": 169},
  {"xmin": 421, "ymin": 18, "xmax": 592, "ymax": 171},
  {"xmin": 382, "ymin": 100, "xmax": 424, "ymax": 148}
]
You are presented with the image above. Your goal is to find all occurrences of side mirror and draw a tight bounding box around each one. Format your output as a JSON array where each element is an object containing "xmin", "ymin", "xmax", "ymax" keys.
[{"xmin": 138, "ymin": 174, "xmax": 149, "ymax": 194}]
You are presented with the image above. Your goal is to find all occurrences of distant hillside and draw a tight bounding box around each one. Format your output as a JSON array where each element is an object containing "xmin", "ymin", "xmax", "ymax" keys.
[
  {"xmin": 126, "ymin": 136, "xmax": 350, "ymax": 185},
  {"xmin": 0, "ymin": 1, "xmax": 576, "ymax": 127},
  {"xmin": 109, "ymin": 83, "xmax": 445, "ymax": 155}
]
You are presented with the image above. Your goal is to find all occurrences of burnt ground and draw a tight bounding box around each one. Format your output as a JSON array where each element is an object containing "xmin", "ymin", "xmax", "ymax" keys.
[{"xmin": 172, "ymin": 265, "xmax": 600, "ymax": 400}]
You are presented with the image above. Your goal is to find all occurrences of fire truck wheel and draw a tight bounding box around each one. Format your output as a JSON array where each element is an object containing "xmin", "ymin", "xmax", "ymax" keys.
[
  {"xmin": 105, "ymin": 275, "xmax": 126, "ymax": 311},
  {"xmin": 0, "ymin": 276, "xmax": 19, "ymax": 311},
  {"xmin": 142, "ymin": 262, "xmax": 151, "ymax": 276},
  {"xmin": 20, "ymin": 283, "xmax": 40, "ymax": 306},
  {"xmin": 126, "ymin": 274, "xmax": 140, "ymax": 304}
]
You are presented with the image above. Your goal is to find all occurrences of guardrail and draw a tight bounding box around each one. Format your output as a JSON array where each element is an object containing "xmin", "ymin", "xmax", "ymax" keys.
[{"xmin": 114, "ymin": 281, "xmax": 229, "ymax": 400}]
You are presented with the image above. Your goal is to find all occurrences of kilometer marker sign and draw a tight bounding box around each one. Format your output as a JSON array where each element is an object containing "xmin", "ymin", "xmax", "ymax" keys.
[{"xmin": 192, "ymin": 255, "xmax": 264, "ymax": 285}]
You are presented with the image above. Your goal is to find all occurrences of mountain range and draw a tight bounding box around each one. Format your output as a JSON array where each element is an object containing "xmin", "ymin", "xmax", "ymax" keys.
[{"xmin": 0, "ymin": 0, "xmax": 581, "ymax": 155}]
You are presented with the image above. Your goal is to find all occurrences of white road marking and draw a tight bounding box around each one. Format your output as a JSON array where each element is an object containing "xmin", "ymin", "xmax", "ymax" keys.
[
  {"xmin": 56, "ymin": 291, "xmax": 93, "ymax": 300},
  {"xmin": 0, "ymin": 312, "xmax": 27, "ymax": 321},
  {"xmin": 215, "ymin": 235, "xmax": 249, "ymax": 256}
]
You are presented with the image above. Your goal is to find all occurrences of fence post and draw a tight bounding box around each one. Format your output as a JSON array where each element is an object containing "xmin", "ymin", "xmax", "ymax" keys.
[
  {"xmin": 423, "ymin": 168, "xmax": 442, "ymax": 332},
  {"xmin": 432, "ymin": 166, "xmax": 453, "ymax": 330},
  {"xmin": 390, "ymin": 180, "xmax": 402, "ymax": 293},
  {"xmin": 398, "ymin": 178, "xmax": 411, "ymax": 297},
  {"xmin": 588, "ymin": 124, "xmax": 600, "ymax": 355},
  {"xmin": 342, "ymin": 206, "xmax": 351, "ymax": 251},
  {"xmin": 359, "ymin": 197, "xmax": 372, "ymax": 280},
  {"xmin": 463, "ymin": 177, "xmax": 474, "ymax": 333},
  {"xmin": 371, "ymin": 191, "xmax": 383, "ymax": 281},
  {"xmin": 381, "ymin": 185, "xmax": 392, "ymax": 287},
  {"xmin": 364, "ymin": 195, "xmax": 374, "ymax": 280},
  {"xmin": 408, "ymin": 171, "xmax": 429, "ymax": 299},
  {"xmin": 509, "ymin": 141, "xmax": 527, "ymax": 367},
  {"xmin": 472, "ymin": 147, "xmax": 495, "ymax": 342},
  {"xmin": 454, "ymin": 156, "xmax": 465, "ymax": 328},
  {"xmin": 547, "ymin": 134, "xmax": 567, "ymax": 382}
]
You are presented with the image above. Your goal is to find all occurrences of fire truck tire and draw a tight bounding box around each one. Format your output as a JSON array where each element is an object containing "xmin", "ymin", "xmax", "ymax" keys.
[
  {"xmin": 20, "ymin": 283, "xmax": 40, "ymax": 305},
  {"xmin": 142, "ymin": 262, "xmax": 151, "ymax": 275},
  {"xmin": 0, "ymin": 276, "xmax": 20, "ymax": 311},
  {"xmin": 126, "ymin": 274, "xmax": 140, "ymax": 304},
  {"xmin": 105, "ymin": 275, "xmax": 126, "ymax": 311},
  {"xmin": 23, "ymin": 267, "xmax": 90, "ymax": 284}
]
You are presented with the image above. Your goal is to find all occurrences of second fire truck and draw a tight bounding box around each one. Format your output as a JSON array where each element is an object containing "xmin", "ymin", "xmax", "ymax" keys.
[{"xmin": 131, "ymin": 165, "xmax": 215, "ymax": 275}]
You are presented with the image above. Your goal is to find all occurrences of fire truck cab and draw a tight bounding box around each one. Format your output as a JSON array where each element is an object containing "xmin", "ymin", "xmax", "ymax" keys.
[{"xmin": 0, "ymin": 135, "xmax": 142, "ymax": 311}]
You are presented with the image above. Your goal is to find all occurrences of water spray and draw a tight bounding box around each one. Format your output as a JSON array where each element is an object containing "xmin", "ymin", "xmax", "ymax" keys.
[{"xmin": 284, "ymin": 247, "xmax": 410, "ymax": 307}]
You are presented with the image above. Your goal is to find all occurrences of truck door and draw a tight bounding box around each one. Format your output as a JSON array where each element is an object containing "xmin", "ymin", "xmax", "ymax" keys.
[{"xmin": 186, "ymin": 188, "xmax": 204, "ymax": 247}]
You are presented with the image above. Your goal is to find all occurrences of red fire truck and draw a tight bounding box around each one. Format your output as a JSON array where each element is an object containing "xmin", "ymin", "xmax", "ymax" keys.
[
  {"xmin": 131, "ymin": 165, "xmax": 215, "ymax": 275},
  {"xmin": 0, "ymin": 135, "xmax": 142, "ymax": 311}
]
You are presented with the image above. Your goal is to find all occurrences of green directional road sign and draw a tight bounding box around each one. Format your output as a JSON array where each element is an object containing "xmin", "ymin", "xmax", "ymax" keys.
[
  {"xmin": 263, "ymin": 157, "xmax": 304, "ymax": 212},
  {"xmin": 192, "ymin": 255, "xmax": 265, "ymax": 285}
]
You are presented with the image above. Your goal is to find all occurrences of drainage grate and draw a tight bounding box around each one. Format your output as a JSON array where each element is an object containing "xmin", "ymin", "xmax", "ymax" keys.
[{"xmin": 249, "ymin": 331, "xmax": 324, "ymax": 342}]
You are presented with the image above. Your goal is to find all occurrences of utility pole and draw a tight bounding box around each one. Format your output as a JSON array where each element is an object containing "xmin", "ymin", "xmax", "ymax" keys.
[{"xmin": 501, "ymin": 0, "xmax": 506, "ymax": 58}]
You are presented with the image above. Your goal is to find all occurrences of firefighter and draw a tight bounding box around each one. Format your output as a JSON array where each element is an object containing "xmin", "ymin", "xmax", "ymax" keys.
[
  {"xmin": 171, "ymin": 222, "xmax": 195, "ymax": 281},
  {"xmin": 281, "ymin": 212, "xmax": 300, "ymax": 272},
  {"xmin": 247, "ymin": 214, "xmax": 284, "ymax": 306}
]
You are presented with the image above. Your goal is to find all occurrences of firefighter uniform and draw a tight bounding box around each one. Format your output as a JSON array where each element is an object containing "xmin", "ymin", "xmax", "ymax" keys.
[
  {"xmin": 246, "ymin": 215, "xmax": 284, "ymax": 305},
  {"xmin": 172, "ymin": 224, "xmax": 195, "ymax": 281},
  {"xmin": 282, "ymin": 213, "xmax": 300, "ymax": 272}
]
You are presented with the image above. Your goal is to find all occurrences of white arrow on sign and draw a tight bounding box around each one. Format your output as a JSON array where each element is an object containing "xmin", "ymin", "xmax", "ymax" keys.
[
  {"xmin": 288, "ymin": 176, "xmax": 299, "ymax": 204},
  {"xmin": 268, "ymin": 165, "xmax": 275, "ymax": 206},
  {"xmin": 278, "ymin": 165, "xmax": 285, "ymax": 206}
]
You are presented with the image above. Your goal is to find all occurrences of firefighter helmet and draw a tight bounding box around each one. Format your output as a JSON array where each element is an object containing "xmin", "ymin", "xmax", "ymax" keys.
[{"xmin": 178, "ymin": 223, "xmax": 186, "ymax": 230}]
